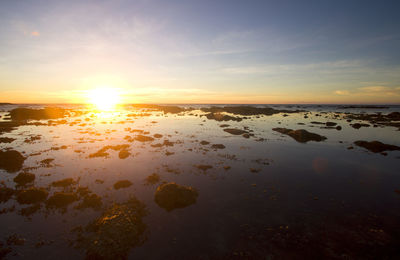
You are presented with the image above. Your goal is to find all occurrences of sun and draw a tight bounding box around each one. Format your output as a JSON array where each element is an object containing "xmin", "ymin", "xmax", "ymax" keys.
[{"xmin": 87, "ymin": 87, "xmax": 121, "ymax": 111}]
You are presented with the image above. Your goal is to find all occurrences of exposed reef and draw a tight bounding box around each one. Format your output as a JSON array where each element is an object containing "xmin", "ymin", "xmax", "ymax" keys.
[
  {"xmin": 154, "ymin": 182, "xmax": 198, "ymax": 211},
  {"xmin": 273, "ymin": 128, "xmax": 327, "ymax": 143}
]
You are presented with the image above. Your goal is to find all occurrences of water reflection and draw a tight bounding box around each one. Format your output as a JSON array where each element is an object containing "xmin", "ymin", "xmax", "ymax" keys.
[{"xmin": 0, "ymin": 104, "xmax": 399, "ymax": 258}]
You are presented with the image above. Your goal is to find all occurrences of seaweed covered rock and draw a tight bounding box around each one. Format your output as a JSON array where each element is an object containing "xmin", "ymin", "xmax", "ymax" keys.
[
  {"xmin": 205, "ymin": 112, "xmax": 242, "ymax": 122},
  {"xmin": 0, "ymin": 150, "xmax": 25, "ymax": 173},
  {"xmin": 354, "ymin": 141, "xmax": 400, "ymax": 153},
  {"xmin": 0, "ymin": 186, "xmax": 14, "ymax": 203},
  {"xmin": 223, "ymin": 128, "xmax": 248, "ymax": 135},
  {"xmin": 51, "ymin": 178, "xmax": 77, "ymax": 188},
  {"xmin": 114, "ymin": 180, "xmax": 133, "ymax": 190},
  {"xmin": 272, "ymin": 128, "xmax": 327, "ymax": 143},
  {"xmin": 154, "ymin": 182, "xmax": 198, "ymax": 211},
  {"xmin": 46, "ymin": 192, "xmax": 78, "ymax": 208},
  {"xmin": 75, "ymin": 193, "xmax": 102, "ymax": 210},
  {"xmin": 16, "ymin": 188, "xmax": 48, "ymax": 204},
  {"xmin": 13, "ymin": 172, "xmax": 35, "ymax": 186},
  {"xmin": 74, "ymin": 197, "xmax": 148, "ymax": 259},
  {"xmin": 9, "ymin": 107, "xmax": 68, "ymax": 121}
]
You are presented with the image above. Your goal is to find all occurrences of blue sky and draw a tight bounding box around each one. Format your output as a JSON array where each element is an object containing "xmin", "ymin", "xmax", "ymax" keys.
[{"xmin": 0, "ymin": 0, "xmax": 399, "ymax": 103}]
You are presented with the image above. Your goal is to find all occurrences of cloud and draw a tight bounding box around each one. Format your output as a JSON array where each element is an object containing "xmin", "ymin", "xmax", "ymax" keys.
[
  {"xmin": 31, "ymin": 31, "xmax": 40, "ymax": 36},
  {"xmin": 334, "ymin": 86, "xmax": 400, "ymax": 97},
  {"xmin": 334, "ymin": 90, "xmax": 350, "ymax": 95}
]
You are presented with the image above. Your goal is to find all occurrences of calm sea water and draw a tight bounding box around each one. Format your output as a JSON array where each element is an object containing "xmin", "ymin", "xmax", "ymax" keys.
[{"xmin": 0, "ymin": 104, "xmax": 399, "ymax": 259}]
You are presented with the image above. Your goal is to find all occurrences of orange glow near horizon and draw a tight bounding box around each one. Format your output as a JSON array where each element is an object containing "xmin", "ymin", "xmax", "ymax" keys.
[{"xmin": 86, "ymin": 87, "xmax": 121, "ymax": 111}]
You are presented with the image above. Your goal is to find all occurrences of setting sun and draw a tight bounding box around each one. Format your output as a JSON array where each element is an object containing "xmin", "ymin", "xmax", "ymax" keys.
[{"xmin": 87, "ymin": 87, "xmax": 121, "ymax": 111}]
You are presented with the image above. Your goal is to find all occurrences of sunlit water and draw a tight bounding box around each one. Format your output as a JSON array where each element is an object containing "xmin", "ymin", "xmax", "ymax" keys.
[{"xmin": 1, "ymin": 104, "xmax": 400, "ymax": 259}]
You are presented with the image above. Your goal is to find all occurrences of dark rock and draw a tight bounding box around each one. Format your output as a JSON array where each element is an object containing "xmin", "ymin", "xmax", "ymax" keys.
[
  {"xmin": 114, "ymin": 180, "xmax": 133, "ymax": 190},
  {"xmin": 354, "ymin": 140, "xmax": 400, "ymax": 153},
  {"xmin": 272, "ymin": 128, "xmax": 327, "ymax": 143},
  {"xmin": 13, "ymin": 172, "xmax": 35, "ymax": 186},
  {"xmin": 154, "ymin": 182, "xmax": 198, "ymax": 211},
  {"xmin": 0, "ymin": 150, "xmax": 25, "ymax": 172}
]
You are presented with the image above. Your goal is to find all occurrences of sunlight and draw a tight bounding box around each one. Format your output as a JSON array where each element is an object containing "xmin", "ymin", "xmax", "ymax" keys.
[{"xmin": 87, "ymin": 87, "xmax": 121, "ymax": 111}]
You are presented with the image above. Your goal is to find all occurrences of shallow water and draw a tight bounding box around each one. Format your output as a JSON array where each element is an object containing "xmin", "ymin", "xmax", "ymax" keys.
[{"xmin": 1, "ymin": 104, "xmax": 400, "ymax": 259}]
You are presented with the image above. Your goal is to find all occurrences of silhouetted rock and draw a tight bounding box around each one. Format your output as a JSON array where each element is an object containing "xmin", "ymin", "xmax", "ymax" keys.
[
  {"xmin": 155, "ymin": 182, "xmax": 198, "ymax": 211},
  {"xmin": 351, "ymin": 123, "xmax": 370, "ymax": 129},
  {"xmin": 0, "ymin": 150, "xmax": 25, "ymax": 172},
  {"xmin": 13, "ymin": 172, "xmax": 35, "ymax": 186},
  {"xmin": 16, "ymin": 188, "xmax": 48, "ymax": 204},
  {"xmin": 46, "ymin": 192, "xmax": 78, "ymax": 208},
  {"xmin": 354, "ymin": 140, "xmax": 400, "ymax": 153},
  {"xmin": 273, "ymin": 128, "xmax": 327, "ymax": 143},
  {"xmin": 9, "ymin": 107, "xmax": 68, "ymax": 121},
  {"xmin": 223, "ymin": 128, "xmax": 248, "ymax": 135},
  {"xmin": 205, "ymin": 112, "xmax": 242, "ymax": 122}
]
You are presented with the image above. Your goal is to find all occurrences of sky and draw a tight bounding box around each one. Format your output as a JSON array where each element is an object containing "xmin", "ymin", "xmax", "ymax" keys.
[{"xmin": 0, "ymin": 0, "xmax": 400, "ymax": 104}]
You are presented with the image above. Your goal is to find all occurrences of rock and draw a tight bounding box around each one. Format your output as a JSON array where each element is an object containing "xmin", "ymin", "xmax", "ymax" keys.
[
  {"xmin": 272, "ymin": 128, "xmax": 327, "ymax": 143},
  {"xmin": 354, "ymin": 140, "xmax": 400, "ymax": 153},
  {"xmin": 326, "ymin": 122, "xmax": 337, "ymax": 126},
  {"xmin": 211, "ymin": 144, "xmax": 226, "ymax": 149},
  {"xmin": 224, "ymin": 128, "xmax": 248, "ymax": 135},
  {"xmin": 75, "ymin": 194, "xmax": 102, "ymax": 210},
  {"xmin": 205, "ymin": 113, "xmax": 242, "ymax": 122},
  {"xmin": 195, "ymin": 165, "xmax": 213, "ymax": 171},
  {"xmin": 9, "ymin": 107, "xmax": 68, "ymax": 121},
  {"xmin": 13, "ymin": 172, "xmax": 35, "ymax": 186},
  {"xmin": 0, "ymin": 187, "xmax": 14, "ymax": 203},
  {"xmin": 74, "ymin": 197, "xmax": 148, "ymax": 259},
  {"xmin": 51, "ymin": 178, "xmax": 77, "ymax": 188},
  {"xmin": 16, "ymin": 188, "xmax": 48, "ymax": 204},
  {"xmin": 0, "ymin": 150, "xmax": 25, "ymax": 173},
  {"xmin": 351, "ymin": 123, "xmax": 370, "ymax": 129},
  {"xmin": 118, "ymin": 150, "xmax": 130, "ymax": 159},
  {"xmin": 200, "ymin": 140, "xmax": 210, "ymax": 145},
  {"xmin": 0, "ymin": 137, "xmax": 15, "ymax": 143},
  {"xmin": 144, "ymin": 173, "xmax": 160, "ymax": 185},
  {"xmin": 114, "ymin": 180, "xmax": 133, "ymax": 190},
  {"xmin": 46, "ymin": 192, "xmax": 79, "ymax": 208},
  {"xmin": 134, "ymin": 135, "xmax": 154, "ymax": 142},
  {"xmin": 154, "ymin": 182, "xmax": 198, "ymax": 211}
]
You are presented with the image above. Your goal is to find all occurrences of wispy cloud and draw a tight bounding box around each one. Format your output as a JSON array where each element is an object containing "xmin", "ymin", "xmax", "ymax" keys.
[{"xmin": 334, "ymin": 86, "xmax": 400, "ymax": 97}]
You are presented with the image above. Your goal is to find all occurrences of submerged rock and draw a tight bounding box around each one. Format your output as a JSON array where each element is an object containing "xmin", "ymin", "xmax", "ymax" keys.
[
  {"xmin": 272, "ymin": 128, "xmax": 327, "ymax": 143},
  {"xmin": 46, "ymin": 192, "xmax": 78, "ymax": 208},
  {"xmin": 135, "ymin": 135, "xmax": 154, "ymax": 142},
  {"xmin": 0, "ymin": 137, "xmax": 15, "ymax": 143},
  {"xmin": 75, "ymin": 193, "xmax": 102, "ymax": 210},
  {"xmin": 16, "ymin": 188, "xmax": 48, "ymax": 204},
  {"xmin": 114, "ymin": 180, "xmax": 133, "ymax": 190},
  {"xmin": 0, "ymin": 187, "xmax": 14, "ymax": 203},
  {"xmin": 118, "ymin": 150, "xmax": 130, "ymax": 159},
  {"xmin": 13, "ymin": 172, "xmax": 35, "ymax": 186},
  {"xmin": 74, "ymin": 197, "xmax": 148, "ymax": 259},
  {"xmin": 211, "ymin": 144, "xmax": 226, "ymax": 149},
  {"xmin": 0, "ymin": 150, "xmax": 25, "ymax": 173},
  {"xmin": 144, "ymin": 173, "xmax": 160, "ymax": 185},
  {"xmin": 51, "ymin": 178, "xmax": 77, "ymax": 188},
  {"xmin": 223, "ymin": 128, "xmax": 248, "ymax": 135},
  {"xmin": 154, "ymin": 182, "xmax": 198, "ymax": 211},
  {"xmin": 354, "ymin": 141, "xmax": 400, "ymax": 153}
]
